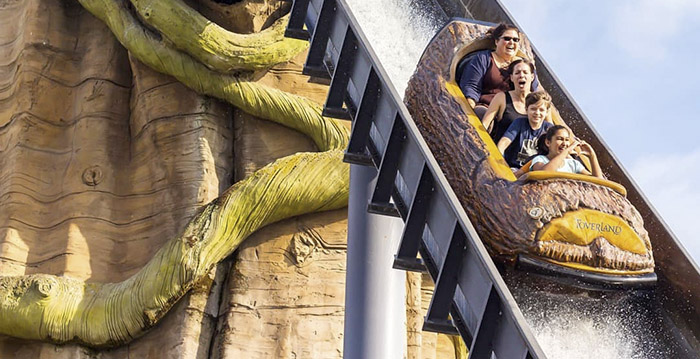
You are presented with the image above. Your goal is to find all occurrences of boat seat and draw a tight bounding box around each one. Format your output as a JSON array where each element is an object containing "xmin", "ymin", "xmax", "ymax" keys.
[{"xmin": 454, "ymin": 52, "xmax": 478, "ymax": 86}]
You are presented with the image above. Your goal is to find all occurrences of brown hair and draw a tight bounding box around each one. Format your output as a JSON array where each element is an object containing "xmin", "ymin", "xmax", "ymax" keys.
[
  {"xmin": 507, "ymin": 59, "xmax": 535, "ymax": 90},
  {"xmin": 537, "ymin": 125, "xmax": 569, "ymax": 154},
  {"xmin": 507, "ymin": 58, "xmax": 535, "ymax": 75},
  {"xmin": 525, "ymin": 91, "xmax": 551, "ymax": 109},
  {"xmin": 487, "ymin": 23, "xmax": 520, "ymax": 42}
]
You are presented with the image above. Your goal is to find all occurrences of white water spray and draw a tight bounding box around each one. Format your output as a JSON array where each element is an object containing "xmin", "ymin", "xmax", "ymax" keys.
[
  {"xmin": 344, "ymin": 0, "xmax": 442, "ymax": 97},
  {"xmin": 506, "ymin": 275, "xmax": 677, "ymax": 359}
]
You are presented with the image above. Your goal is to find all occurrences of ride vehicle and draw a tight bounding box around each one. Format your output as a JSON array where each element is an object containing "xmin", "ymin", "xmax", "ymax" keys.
[{"xmin": 404, "ymin": 19, "xmax": 655, "ymax": 288}]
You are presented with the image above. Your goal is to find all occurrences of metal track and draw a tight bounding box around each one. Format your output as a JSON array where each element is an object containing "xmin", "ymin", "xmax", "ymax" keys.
[{"xmin": 286, "ymin": 0, "xmax": 547, "ymax": 357}]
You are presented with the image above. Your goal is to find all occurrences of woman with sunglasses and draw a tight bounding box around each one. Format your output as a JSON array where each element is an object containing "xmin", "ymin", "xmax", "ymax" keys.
[{"xmin": 458, "ymin": 24, "xmax": 539, "ymax": 119}]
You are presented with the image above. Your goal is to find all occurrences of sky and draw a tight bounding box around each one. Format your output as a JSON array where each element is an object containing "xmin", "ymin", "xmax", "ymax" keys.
[{"xmin": 499, "ymin": 0, "xmax": 700, "ymax": 265}]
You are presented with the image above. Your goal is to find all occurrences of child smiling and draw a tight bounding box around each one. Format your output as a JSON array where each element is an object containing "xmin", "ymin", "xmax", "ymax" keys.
[
  {"xmin": 529, "ymin": 125, "xmax": 603, "ymax": 179},
  {"xmin": 497, "ymin": 91, "xmax": 553, "ymax": 168}
]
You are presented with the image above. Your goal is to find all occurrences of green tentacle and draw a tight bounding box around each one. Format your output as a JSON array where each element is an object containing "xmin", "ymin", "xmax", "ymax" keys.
[
  {"xmin": 0, "ymin": 0, "xmax": 350, "ymax": 348},
  {"xmin": 129, "ymin": 0, "xmax": 308, "ymax": 71},
  {"xmin": 79, "ymin": 0, "xmax": 347, "ymax": 151},
  {"xmin": 0, "ymin": 149, "xmax": 348, "ymax": 347}
]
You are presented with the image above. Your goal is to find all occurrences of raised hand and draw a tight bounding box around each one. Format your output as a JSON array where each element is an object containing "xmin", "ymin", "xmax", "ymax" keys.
[
  {"xmin": 578, "ymin": 140, "xmax": 596, "ymax": 157},
  {"xmin": 565, "ymin": 138, "xmax": 581, "ymax": 156}
]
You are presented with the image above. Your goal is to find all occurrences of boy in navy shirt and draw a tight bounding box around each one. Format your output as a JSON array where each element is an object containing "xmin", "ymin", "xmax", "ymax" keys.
[{"xmin": 497, "ymin": 91, "xmax": 553, "ymax": 169}]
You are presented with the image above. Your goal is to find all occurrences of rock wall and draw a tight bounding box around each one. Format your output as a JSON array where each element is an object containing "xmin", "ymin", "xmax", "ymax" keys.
[
  {"xmin": 209, "ymin": 48, "xmax": 348, "ymax": 358},
  {"xmin": 0, "ymin": 0, "xmax": 233, "ymax": 356},
  {"xmin": 0, "ymin": 0, "xmax": 457, "ymax": 357},
  {"xmin": 0, "ymin": 0, "xmax": 348, "ymax": 356}
]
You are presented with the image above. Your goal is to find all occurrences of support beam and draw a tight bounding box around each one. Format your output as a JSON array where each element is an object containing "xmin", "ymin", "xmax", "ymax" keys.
[{"xmin": 343, "ymin": 164, "xmax": 406, "ymax": 359}]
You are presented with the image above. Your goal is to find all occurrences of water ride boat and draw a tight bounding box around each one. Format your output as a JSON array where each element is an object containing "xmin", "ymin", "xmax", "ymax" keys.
[{"xmin": 404, "ymin": 19, "xmax": 656, "ymax": 288}]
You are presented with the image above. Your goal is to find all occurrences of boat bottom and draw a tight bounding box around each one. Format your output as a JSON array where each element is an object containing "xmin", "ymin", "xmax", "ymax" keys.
[{"xmin": 516, "ymin": 255, "xmax": 657, "ymax": 290}]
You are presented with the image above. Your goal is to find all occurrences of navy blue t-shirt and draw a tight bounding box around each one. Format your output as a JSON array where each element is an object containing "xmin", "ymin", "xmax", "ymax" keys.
[{"xmin": 502, "ymin": 117, "xmax": 552, "ymax": 168}]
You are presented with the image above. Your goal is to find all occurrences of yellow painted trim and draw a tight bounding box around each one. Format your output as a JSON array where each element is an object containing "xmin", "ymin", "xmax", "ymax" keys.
[
  {"xmin": 538, "ymin": 208, "xmax": 647, "ymax": 255},
  {"xmin": 444, "ymin": 81, "xmax": 516, "ymax": 181},
  {"xmin": 539, "ymin": 258, "xmax": 654, "ymax": 275},
  {"xmin": 522, "ymin": 171, "xmax": 627, "ymax": 196}
]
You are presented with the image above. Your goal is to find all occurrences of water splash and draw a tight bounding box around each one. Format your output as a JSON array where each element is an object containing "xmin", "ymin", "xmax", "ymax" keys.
[
  {"xmin": 345, "ymin": 0, "xmax": 443, "ymax": 97},
  {"xmin": 505, "ymin": 271, "xmax": 686, "ymax": 359}
]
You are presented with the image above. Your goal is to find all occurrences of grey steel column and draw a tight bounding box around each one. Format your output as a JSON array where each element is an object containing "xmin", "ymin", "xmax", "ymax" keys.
[{"xmin": 343, "ymin": 164, "xmax": 406, "ymax": 359}]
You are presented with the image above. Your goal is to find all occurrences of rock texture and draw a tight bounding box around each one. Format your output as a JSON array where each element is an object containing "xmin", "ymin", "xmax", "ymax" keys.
[
  {"xmin": 0, "ymin": 0, "xmax": 462, "ymax": 357},
  {"xmin": 0, "ymin": 0, "xmax": 233, "ymax": 281},
  {"xmin": 406, "ymin": 272, "xmax": 463, "ymax": 359},
  {"xmin": 0, "ymin": 0, "xmax": 232, "ymax": 355},
  {"xmin": 209, "ymin": 49, "xmax": 348, "ymax": 358}
]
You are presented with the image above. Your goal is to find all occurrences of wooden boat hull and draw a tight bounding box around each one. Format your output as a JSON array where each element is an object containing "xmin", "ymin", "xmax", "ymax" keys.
[{"xmin": 404, "ymin": 20, "xmax": 654, "ymax": 286}]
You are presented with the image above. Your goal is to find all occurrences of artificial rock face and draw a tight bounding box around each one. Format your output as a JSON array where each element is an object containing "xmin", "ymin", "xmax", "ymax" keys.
[
  {"xmin": 0, "ymin": 0, "xmax": 232, "ymax": 355},
  {"xmin": 0, "ymin": 0, "xmax": 350, "ymax": 357},
  {"xmin": 0, "ymin": 0, "xmax": 466, "ymax": 357},
  {"xmin": 210, "ymin": 48, "xmax": 348, "ymax": 358}
]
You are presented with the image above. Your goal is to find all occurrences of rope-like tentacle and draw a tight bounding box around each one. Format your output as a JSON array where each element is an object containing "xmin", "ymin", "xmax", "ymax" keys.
[
  {"xmin": 79, "ymin": 0, "xmax": 348, "ymax": 152},
  {"xmin": 0, "ymin": 0, "xmax": 351, "ymax": 348},
  {"xmin": 129, "ymin": 0, "xmax": 308, "ymax": 71},
  {"xmin": 0, "ymin": 149, "xmax": 348, "ymax": 347}
]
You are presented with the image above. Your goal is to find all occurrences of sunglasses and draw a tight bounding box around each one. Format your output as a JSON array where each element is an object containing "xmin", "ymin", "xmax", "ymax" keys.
[{"xmin": 501, "ymin": 36, "xmax": 520, "ymax": 43}]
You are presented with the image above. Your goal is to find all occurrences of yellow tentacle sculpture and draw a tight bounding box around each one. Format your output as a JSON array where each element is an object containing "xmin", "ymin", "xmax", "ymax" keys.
[
  {"xmin": 0, "ymin": 149, "xmax": 347, "ymax": 347},
  {"xmin": 0, "ymin": 0, "xmax": 349, "ymax": 348},
  {"xmin": 129, "ymin": 0, "xmax": 308, "ymax": 71}
]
